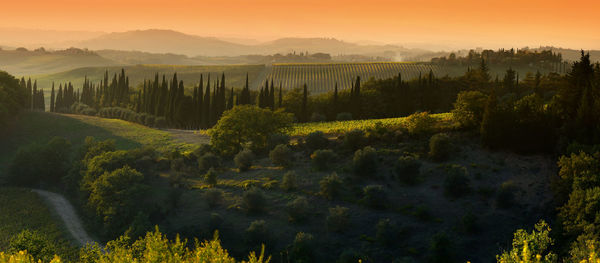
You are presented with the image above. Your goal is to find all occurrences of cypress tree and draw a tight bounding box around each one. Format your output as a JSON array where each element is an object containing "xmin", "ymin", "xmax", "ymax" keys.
[
  {"xmin": 302, "ymin": 83, "xmax": 308, "ymax": 122},
  {"xmin": 269, "ymin": 80, "xmax": 275, "ymax": 110},
  {"xmin": 278, "ymin": 84, "xmax": 282, "ymax": 109},
  {"xmin": 333, "ymin": 82, "xmax": 338, "ymax": 116},
  {"xmin": 227, "ymin": 87, "xmax": 234, "ymax": 110},
  {"xmin": 50, "ymin": 83, "xmax": 55, "ymax": 112},
  {"xmin": 203, "ymin": 78, "xmax": 211, "ymax": 128}
]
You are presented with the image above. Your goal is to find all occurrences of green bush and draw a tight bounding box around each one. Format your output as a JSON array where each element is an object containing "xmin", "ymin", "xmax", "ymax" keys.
[
  {"xmin": 234, "ymin": 149, "xmax": 255, "ymax": 172},
  {"xmin": 395, "ymin": 155, "xmax": 422, "ymax": 184},
  {"xmin": 443, "ymin": 165, "xmax": 470, "ymax": 198},
  {"xmin": 427, "ymin": 232, "xmax": 455, "ymax": 263},
  {"xmin": 290, "ymin": 232, "xmax": 315, "ymax": 263},
  {"xmin": 286, "ymin": 196, "xmax": 310, "ymax": 223},
  {"xmin": 267, "ymin": 133, "xmax": 290, "ymax": 151},
  {"xmin": 337, "ymin": 249, "xmax": 363, "ymax": 263},
  {"xmin": 405, "ymin": 111, "xmax": 435, "ymax": 136},
  {"xmin": 269, "ymin": 144, "xmax": 293, "ymax": 167},
  {"xmin": 310, "ymin": 112, "xmax": 327, "ymax": 122},
  {"xmin": 320, "ymin": 173, "xmax": 343, "ymax": 200},
  {"xmin": 245, "ymin": 220, "xmax": 269, "ymax": 246},
  {"xmin": 451, "ymin": 90, "xmax": 487, "ymax": 128},
  {"xmin": 209, "ymin": 105, "xmax": 293, "ymax": 155},
  {"xmin": 198, "ymin": 152, "xmax": 221, "ymax": 172},
  {"xmin": 429, "ymin": 133, "xmax": 452, "ymax": 162},
  {"xmin": 305, "ymin": 131, "xmax": 329, "ymax": 151},
  {"xmin": 353, "ymin": 146, "xmax": 378, "ymax": 177},
  {"xmin": 311, "ymin": 149, "xmax": 337, "ymax": 171},
  {"xmin": 336, "ymin": 112, "xmax": 353, "ymax": 121},
  {"xmin": 362, "ymin": 185, "xmax": 388, "ymax": 209},
  {"xmin": 326, "ymin": 206, "xmax": 350, "ymax": 232},
  {"xmin": 460, "ymin": 211, "xmax": 479, "ymax": 234},
  {"xmin": 204, "ymin": 168, "xmax": 218, "ymax": 187},
  {"xmin": 204, "ymin": 188, "xmax": 224, "ymax": 208},
  {"xmin": 208, "ymin": 213, "xmax": 224, "ymax": 233},
  {"xmin": 496, "ymin": 181, "xmax": 518, "ymax": 209},
  {"xmin": 342, "ymin": 129, "xmax": 366, "ymax": 151},
  {"xmin": 9, "ymin": 229, "xmax": 56, "ymax": 263},
  {"xmin": 8, "ymin": 137, "xmax": 71, "ymax": 186},
  {"xmin": 281, "ymin": 171, "xmax": 298, "ymax": 192},
  {"xmin": 376, "ymin": 218, "xmax": 400, "ymax": 246},
  {"xmin": 243, "ymin": 187, "xmax": 267, "ymax": 214}
]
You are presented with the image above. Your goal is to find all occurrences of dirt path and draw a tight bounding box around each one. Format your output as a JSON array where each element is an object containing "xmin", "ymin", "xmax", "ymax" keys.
[{"xmin": 32, "ymin": 189, "xmax": 97, "ymax": 247}]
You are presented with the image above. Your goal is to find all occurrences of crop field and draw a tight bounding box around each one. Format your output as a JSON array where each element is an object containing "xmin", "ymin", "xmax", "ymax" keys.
[
  {"xmin": 263, "ymin": 62, "xmax": 450, "ymax": 93},
  {"xmin": 289, "ymin": 112, "xmax": 454, "ymax": 136}
]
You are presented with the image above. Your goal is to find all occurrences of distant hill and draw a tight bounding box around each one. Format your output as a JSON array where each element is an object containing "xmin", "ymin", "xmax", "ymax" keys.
[
  {"xmin": 532, "ymin": 46, "xmax": 600, "ymax": 62},
  {"xmin": 75, "ymin": 29, "xmax": 429, "ymax": 59},
  {"xmin": 76, "ymin": 30, "xmax": 253, "ymax": 57},
  {"xmin": 0, "ymin": 48, "xmax": 120, "ymax": 76}
]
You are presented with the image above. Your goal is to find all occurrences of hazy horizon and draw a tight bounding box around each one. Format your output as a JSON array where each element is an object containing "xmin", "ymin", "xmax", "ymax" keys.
[{"xmin": 1, "ymin": 0, "xmax": 599, "ymax": 52}]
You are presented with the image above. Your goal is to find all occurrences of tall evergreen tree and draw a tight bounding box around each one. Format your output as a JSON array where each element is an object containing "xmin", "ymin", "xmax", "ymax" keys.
[
  {"xmin": 302, "ymin": 84, "xmax": 308, "ymax": 122},
  {"xmin": 50, "ymin": 83, "xmax": 55, "ymax": 112}
]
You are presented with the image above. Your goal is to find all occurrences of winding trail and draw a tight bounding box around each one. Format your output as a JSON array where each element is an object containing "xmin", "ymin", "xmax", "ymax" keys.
[{"xmin": 32, "ymin": 189, "xmax": 97, "ymax": 247}]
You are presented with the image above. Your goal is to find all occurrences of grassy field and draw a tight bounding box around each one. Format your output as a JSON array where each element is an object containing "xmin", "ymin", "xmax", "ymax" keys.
[
  {"xmin": 0, "ymin": 187, "xmax": 78, "ymax": 259},
  {"xmin": 289, "ymin": 113, "xmax": 454, "ymax": 136},
  {"xmin": 0, "ymin": 112, "xmax": 197, "ymax": 174}
]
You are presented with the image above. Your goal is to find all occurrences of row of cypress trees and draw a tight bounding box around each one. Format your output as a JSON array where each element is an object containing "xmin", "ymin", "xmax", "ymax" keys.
[{"xmin": 18, "ymin": 77, "xmax": 45, "ymax": 111}]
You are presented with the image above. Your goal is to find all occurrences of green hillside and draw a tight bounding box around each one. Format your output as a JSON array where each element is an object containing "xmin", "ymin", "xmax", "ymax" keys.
[
  {"xmin": 0, "ymin": 112, "xmax": 198, "ymax": 174},
  {"xmin": 0, "ymin": 50, "xmax": 120, "ymax": 76}
]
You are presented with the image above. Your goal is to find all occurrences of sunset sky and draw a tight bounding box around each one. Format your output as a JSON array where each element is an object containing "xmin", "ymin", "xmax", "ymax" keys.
[{"xmin": 1, "ymin": 0, "xmax": 599, "ymax": 50}]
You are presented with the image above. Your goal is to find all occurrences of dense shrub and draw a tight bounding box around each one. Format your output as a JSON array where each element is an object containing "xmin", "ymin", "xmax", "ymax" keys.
[
  {"xmin": 245, "ymin": 220, "xmax": 269, "ymax": 246},
  {"xmin": 427, "ymin": 232, "xmax": 455, "ymax": 263},
  {"xmin": 71, "ymin": 102, "xmax": 97, "ymax": 116},
  {"xmin": 310, "ymin": 112, "xmax": 326, "ymax": 122},
  {"xmin": 496, "ymin": 181, "xmax": 518, "ymax": 209},
  {"xmin": 269, "ymin": 144, "xmax": 292, "ymax": 167},
  {"xmin": 243, "ymin": 187, "xmax": 267, "ymax": 214},
  {"xmin": 8, "ymin": 137, "xmax": 71, "ymax": 186},
  {"xmin": 154, "ymin": 117, "xmax": 168, "ymax": 128},
  {"xmin": 326, "ymin": 206, "xmax": 350, "ymax": 232},
  {"xmin": 204, "ymin": 168, "xmax": 218, "ymax": 187},
  {"xmin": 395, "ymin": 155, "xmax": 422, "ymax": 184},
  {"xmin": 451, "ymin": 90, "xmax": 487, "ymax": 128},
  {"xmin": 320, "ymin": 173, "xmax": 343, "ymax": 200},
  {"xmin": 443, "ymin": 165, "xmax": 470, "ymax": 198},
  {"xmin": 405, "ymin": 111, "xmax": 435, "ymax": 136},
  {"xmin": 280, "ymin": 171, "xmax": 298, "ymax": 192},
  {"xmin": 376, "ymin": 218, "xmax": 400, "ymax": 246},
  {"xmin": 9, "ymin": 230, "xmax": 56, "ymax": 263},
  {"xmin": 496, "ymin": 220, "xmax": 556, "ymax": 263},
  {"xmin": 198, "ymin": 153, "xmax": 221, "ymax": 172},
  {"xmin": 429, "ymin": 133, "xmax": 452, "ymax": 162},
  {"xmin": 362, "ymin": 185, "xmax": 388, "ymax": 209},
  {"xmin": 193, "ymin": 144, "xmax": 214, "ymax": 159},
  {"xmin": 305, "ymin": 131, "xmax": 329, "ymax": 151},
  {"xmin": 88, "ymin": 165, "xmax": 149, "ymax": 236},
  {"xmin": 336, "ymin": 112, "xmax": 353, "ymax": 121},
  {"xmin": 311, "ymin": 149, "xmax": 337, "ymax": 171},
  {"xmin": 204, "ymin": 188, "xmax": 224, "ymax": 208},
  {"xmin": 290, "ymin": 232, "xmax": 315, "ymax": 263},
  {"xmin": 234, "ymin": 149, "xmax": 255, "ymax": 172},
  {"xmin": 209, "ymin": 105, "xmax": 293, "ymax": 155},
  {"xmin": 460, "ymin": 211, "xmax": 479, "ymax": 234},
  {"xmin": 353, "ymin": 146, "xmax": 378, "ymax": 177},
  {"xmin": 208, "ymin": 213, "xmax": 224, "ymax": 233},
  {"xmin": 342, "ymin": 129, "xmax": 366, "ymax": 151},
  {"xmin": 286, "ymin": 196, "xmax": 310, "ymax": 223},
  {"xmin": 267, "ymin": 133, "xmax": 290, "ymax": 151},
  {"xmin": 337, "ymin": 249, "xmax": 363, "ymax": 263}
]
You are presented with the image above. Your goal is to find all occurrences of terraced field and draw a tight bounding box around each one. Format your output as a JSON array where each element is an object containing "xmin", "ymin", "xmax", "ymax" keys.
[{"xmin": 264, "ymin": 62, "xmax": 450, "ymax": 93}]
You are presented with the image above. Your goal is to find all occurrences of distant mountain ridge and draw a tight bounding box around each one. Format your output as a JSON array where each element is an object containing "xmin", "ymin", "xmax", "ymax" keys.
[{"xmin": 74, "ymin": 29, "xmax": 413, "ymax": 57}]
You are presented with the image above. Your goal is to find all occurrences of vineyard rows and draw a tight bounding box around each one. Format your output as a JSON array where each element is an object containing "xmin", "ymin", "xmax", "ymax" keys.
[{"xmin": 261, "ymin": 62, "xmax": 449, "ymax": 93}]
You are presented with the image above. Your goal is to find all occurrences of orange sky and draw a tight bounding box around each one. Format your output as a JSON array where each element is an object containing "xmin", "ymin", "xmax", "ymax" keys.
[{"xmin": 1, "ymin": 0, "xmax": 599, "ymax": 49}]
